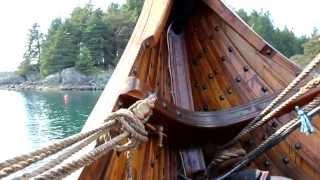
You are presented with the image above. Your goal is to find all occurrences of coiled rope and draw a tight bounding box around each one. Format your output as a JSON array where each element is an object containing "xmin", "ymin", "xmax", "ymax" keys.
[
  {"xmin": 228, "ymin": 54, "xmax": 320, "ymax": 145},
  {"xmin": 0, "ymin": 94, "xmax": 157, "ymax": 179}
]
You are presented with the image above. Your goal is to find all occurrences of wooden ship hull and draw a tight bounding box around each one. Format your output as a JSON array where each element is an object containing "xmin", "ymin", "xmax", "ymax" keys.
[{"xmin": 80, "ymin": 0, "xmax": 320, "ymax": 179}]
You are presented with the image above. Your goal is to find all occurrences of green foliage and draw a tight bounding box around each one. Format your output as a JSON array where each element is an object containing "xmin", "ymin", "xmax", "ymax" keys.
[
  {"xmin": 76, "ymin": 45, "xmax": 95, "ymax": 74},
  {"xmin": 18, "ymin": 23, "xmax": 43, "ymax": 76},
  {"xmin": 36, "ymin": 1, "xmax": 143, "ymax": 77},
  {"xmin": 40, "ymin": 19, "xmax": 78, "ymax": 76},
  {"xmin": 237, "ymin": 9, "xmax": 308, "ymax": 58},
  {"xmin": 291, "ymin": 33, "xmax": 320, "ymax": 67}
]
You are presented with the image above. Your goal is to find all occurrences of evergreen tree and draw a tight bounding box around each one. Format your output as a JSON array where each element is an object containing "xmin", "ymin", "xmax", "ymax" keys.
[
  {"xmin": 40, "ymin": 19, "xmax": 77, "ymax": 76},
  {"xmin": 76, "ymin": 44, "xmax": 95, "ymax": 74},
  {"xmin": 237, "ymin": 9, "xmax": 308, "ymax": 57},
  {"xmin": 18, "ymin": 23, "xmax": 43, "ymax": 75},
  {"xmin": 83, "ymin": 9, "xmax": 108, "ymax": 66}
]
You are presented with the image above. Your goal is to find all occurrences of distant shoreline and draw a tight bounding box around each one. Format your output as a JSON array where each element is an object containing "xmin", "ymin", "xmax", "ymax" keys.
[{"xmin": 0, "ymin": 67, "xmax": 112, "ymax": 91}]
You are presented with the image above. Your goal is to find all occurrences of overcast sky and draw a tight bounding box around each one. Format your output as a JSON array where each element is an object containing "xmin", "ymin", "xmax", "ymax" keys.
[{"xmin": 0, "ymin": 0, "xmax": 319, "ymax": 72}]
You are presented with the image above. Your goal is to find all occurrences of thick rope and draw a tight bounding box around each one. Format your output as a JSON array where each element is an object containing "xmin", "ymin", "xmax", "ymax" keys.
[
  {"xmin": 33, "ymin": 110, "xmax": 149, "ymax": 179},
  {"xmin": 0, "ymin": 120, "xmax": 116, "ymax": 178},
  {"xmin": 0, "ymin": 94, "xmax": 157, "ymax": 179},
  {"xmin": 20, "ymin": 132, "xmax": 103, "ymax": 179},
  {"xmin": 34, "ymin": 132, "xmax": 129, "ymax": 180},
  {"xmin": 231, "ymin": 75, "xmax": 320, "ymax": 143},
  {"xmin": 215, "ymin": 95, "xmax": 320, "ymax": 180},
  {"xmin": 233, "ymin": 54, "xmax": 320, "ymax": 143},
  {"xmin": 207, "ymin": 148, "xmax": 246, "ymax": 169}
]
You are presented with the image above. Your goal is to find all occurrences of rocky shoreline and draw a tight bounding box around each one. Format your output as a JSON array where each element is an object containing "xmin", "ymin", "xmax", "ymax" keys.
[{"xmin": 0, "ymin": 68, "xmax": 112, "ymax": 91}]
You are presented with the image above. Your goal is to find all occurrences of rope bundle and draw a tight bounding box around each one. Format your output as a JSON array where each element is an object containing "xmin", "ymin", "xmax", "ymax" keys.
[
  {"xmin": 215, "ymin": 94, "xmax": 320, "ymax": 180},
  {"xmin": 0, "ymin": 94, "xmax": 157, "ymax": 179},
  {"xmin": 226, "ymin": 54, "xmax": 320, "ymax": 146}
]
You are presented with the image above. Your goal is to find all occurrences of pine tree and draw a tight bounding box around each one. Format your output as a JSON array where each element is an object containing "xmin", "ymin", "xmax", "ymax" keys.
[
  {"xmin": 18, "ymin": 23, "xmax": 43, "ymax": 75},
  {"xmin": 76, "ymin": 44, "xmax": 95, "ymax": 74}
]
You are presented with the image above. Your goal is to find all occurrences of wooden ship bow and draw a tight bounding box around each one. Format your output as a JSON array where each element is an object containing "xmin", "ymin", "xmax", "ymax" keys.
[{"xmin": 80, "ymin": 0, "xmax": 320, "ymax": 179}]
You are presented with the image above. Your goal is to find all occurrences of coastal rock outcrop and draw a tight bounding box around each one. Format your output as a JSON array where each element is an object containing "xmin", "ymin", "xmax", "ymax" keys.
[{"xmin": 0, "ymin": 68, "xmax": 112, "ymax": 91}]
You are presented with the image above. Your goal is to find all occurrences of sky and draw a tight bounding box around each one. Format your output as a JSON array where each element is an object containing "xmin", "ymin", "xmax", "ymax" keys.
[{"xmin": 0, "ymin": 0, "xmax": 319, "ymax": 72}]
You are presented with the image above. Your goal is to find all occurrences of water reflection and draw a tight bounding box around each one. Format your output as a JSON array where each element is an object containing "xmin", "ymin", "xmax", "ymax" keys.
[{"xmin": 0, "ymin": 90, "xmax": 101, "ymax": 160}]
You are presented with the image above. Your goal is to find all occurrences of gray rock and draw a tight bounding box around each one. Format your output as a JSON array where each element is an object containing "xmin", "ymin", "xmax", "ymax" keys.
[
  {"xmin": 26, "ymin": 72, "xmax": 41, "ymax": 82},
  {"xmin": 0, "ymin": 72, "xmax": 25, "ymax": 85},
  {"xmin": 89, "ymin": 71, "xmax": 111, "ymax": 89},
  {"xmin": 41, "ymin": 72, "xmax": 61, "ymax": 86},
  {"xmin": 60, "ymin": 68, "xmax": 91, "ymax": 86}
]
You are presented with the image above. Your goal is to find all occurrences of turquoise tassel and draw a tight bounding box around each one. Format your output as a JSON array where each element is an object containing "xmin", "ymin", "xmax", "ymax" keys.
[{"xmin": 295, "ymin": 106, "xmax": 315, "ymax": 135}]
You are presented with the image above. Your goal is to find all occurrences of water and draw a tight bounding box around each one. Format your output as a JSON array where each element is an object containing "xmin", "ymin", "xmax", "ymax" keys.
[{"xmin": 0, "ymin": 90, "xmax": 101, "ymax": 162}]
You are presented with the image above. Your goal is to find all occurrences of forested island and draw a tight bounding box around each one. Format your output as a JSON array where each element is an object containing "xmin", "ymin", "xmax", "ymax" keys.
[{"xmin": 0, "ymin": 0, "xmax": 319, "ymax": 90}]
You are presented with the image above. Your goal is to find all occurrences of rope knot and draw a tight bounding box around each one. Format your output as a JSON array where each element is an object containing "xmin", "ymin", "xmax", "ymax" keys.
[
  {"xmin": 105, "ymin": 94, "xmax": 157, "ymax": 152},
  {"xmin": 295, "ymin": 106, "xmax": 315, "ymax": 135}
]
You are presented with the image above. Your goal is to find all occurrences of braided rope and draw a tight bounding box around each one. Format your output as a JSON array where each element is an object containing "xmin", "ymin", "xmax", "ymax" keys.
[
  {"xmin": 233, "ymin": 75, "xmax": 320, "ymax": 141},
  {"xmin": 34, "ymin": 110, "xmax": 150, "ymax": 180},
  {"xmin": 0, "ymin": 120, "xmax": 116, "ymax": 178},
  {"xmin": 235, "ymin": 54, "xmax": 320, "ymax": 141},
  {"xmin": 0, "ymin": 94, "xmax": 157, "ymax": 179},
  {"xmin": 208, "ymin": 149, "xmax": 246, "ymax": 168},
  {"xmin": 34, "ymin": 132, "xmax": 129, "ymax": 180},
  {"xmin": 20, "ymin": 132, "xmax": 103, "ymax": 179}
]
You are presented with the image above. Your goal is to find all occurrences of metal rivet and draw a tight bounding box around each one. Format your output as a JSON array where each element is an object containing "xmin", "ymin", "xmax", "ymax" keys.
[
  {"xmin": 145, "ymin": 41, "xmax": 150, "ymax": 48},
  {"xmin": 132, "ymin": 68, "xmax": 137, "ymax": 75},
  {"xmin": 208, "ymin": 73, "xmax": 214, "ymax": 79},
  {"xmin": 282, "ymin": 157, "xmax": 290, "ymax": 164},
  {"xmin": 202, "ymin": 85, "xmax": 207, "ymax": 90},
  {"xmin": 266, "ymin": 49, "xmax": 272, "ymax": 56},
  {"xmin": 243, "ymin": 66, "xmax": 249, "ymax": 72},
  {"xmin": 192, "ymin": 59, "xmax": 198, "ymax": 66},
  {"xmin": 176, "ymin": 111, "xmax": 181, "ymax": 116},
  {"xmin": 236, "ymin": 77, "xmax": 241, "ymax": 83},
  {"xmin": 219, "ymin": 95, "xmax": 225, "ymax": 101},
  {"xmin": 264, "ymin": 160, "xmax": 270, "ymax": 167},
  {"xmin": 203, "ymin": 105, "xmax": 209, "ymax": 111},
  {"xmin": 221, "ymin": 56, "xmax": 226, "ymax": 62},
  {"xmin": 227, "ymin": 89, "xmax": 232, "ymax": 94},
  {"xmin": 215, "ymin": 26, "xmax": 219, "ymax": 31},
  {"xmin": 263, "ymin": 134, "xmax": 268, "ymax": 140},
  {"xmin": 203, "ymin": 48, "xmax": 207, "ymax": 54},
  {"xmin": 261, "ymin": 87, "xmax": 268, "ymax": 93},
  {"xmin": 271, "ymin": 122, "xmax": 278, "ymax": 128},
  {"xmin": 162, "ymin": 102, "xmax": 167, "ymax": 109},
  {"xmin": 294, "ymin": 143, "xmax": 301, "ymax": 150},
  {"xmin": 228, "ymin": 46, "xmax": 233, "ymax": 53}
]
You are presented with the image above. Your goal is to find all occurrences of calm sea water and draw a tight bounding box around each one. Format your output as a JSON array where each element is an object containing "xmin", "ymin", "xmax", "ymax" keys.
[{"xmin": 0, "ymin": 90, "xmax": 101, "ymax": 162}]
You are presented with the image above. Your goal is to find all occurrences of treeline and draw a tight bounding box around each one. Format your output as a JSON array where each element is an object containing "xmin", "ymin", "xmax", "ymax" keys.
[
  {"xmin": 237, "ymin": 9, "xmax": 320, "ymax": 67},
  {"xmin": 19, "ymin": 4, "xmax": 319, "ymax": 77},
  {"xmin": 18, "ymin": 0, "xmax": 143, "ymax": 77},
  {"xmin": 237, "ymin": 9, "xmax": 309, "ymax": 58}
]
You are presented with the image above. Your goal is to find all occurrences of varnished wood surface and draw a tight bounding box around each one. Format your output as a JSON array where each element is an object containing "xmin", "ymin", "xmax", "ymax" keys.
[{"xmin": 80, "ymin": 0, "xmax": 320, "ymax": 179}]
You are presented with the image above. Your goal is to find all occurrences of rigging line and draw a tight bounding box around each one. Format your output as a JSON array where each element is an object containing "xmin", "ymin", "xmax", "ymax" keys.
[
  {"xmin": 214, "ymin": 96, "xmax": 320, "ymax": 180},
  {"xmin": 228, "ymin": 54, "xmax": 320, "ymax": 146}
]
